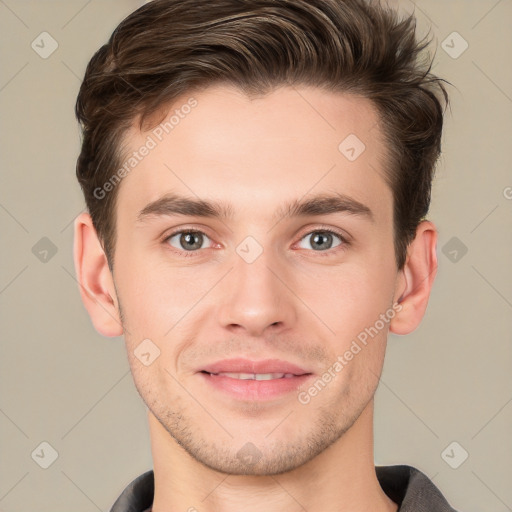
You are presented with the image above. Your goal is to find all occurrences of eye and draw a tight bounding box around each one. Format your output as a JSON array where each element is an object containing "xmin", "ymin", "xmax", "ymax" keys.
[
  {"xmin": 297, "ymin": 229, "xmax": 346, "ymax": 251},
  {"xmin": 165, "ymin": 230, "xmax": 213, "ymax": 252}
]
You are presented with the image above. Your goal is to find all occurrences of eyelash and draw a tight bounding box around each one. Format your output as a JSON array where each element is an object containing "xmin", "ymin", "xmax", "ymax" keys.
[{"xmin": 162, "ymin": 225, "xmax": 350, "ymax": 258}]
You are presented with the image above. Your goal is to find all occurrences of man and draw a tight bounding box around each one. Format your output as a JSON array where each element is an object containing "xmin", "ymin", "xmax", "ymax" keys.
[{"xmin": 73, "ymin": 0, "xmax": 457, "ymax": 510}]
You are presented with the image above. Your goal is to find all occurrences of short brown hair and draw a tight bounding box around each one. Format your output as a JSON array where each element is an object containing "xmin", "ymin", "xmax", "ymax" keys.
[{"xmin": 75, "ymin": 0, "xmax": 450, "ymax": 271}]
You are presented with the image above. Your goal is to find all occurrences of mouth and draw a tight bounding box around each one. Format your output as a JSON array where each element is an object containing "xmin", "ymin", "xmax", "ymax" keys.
[
  {"xmin": 200, "ymin": 371, "xmax": 305, "ymax": 380},
  {"xmin": 197, "ymin": 360, "xmax": 314, "ymax": 401},
  {"xmin": 199, "ymin": 358, "xmax": 312, "ymax": 376}
]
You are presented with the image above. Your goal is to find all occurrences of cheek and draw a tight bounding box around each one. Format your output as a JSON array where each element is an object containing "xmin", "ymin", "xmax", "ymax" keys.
[
  {"xmin": 301, "ymin": 260, "xmax": 396, "ymax": 338},
  {"xmin": 115, "ymin": 250, "xmax": 207, "ymax": 334},
  {"xmin": 126, "ymin": 352, "xmax": 173, "ymax": 412}
]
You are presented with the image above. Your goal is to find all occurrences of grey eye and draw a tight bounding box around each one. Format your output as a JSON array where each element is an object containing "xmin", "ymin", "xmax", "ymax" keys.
[
  {"xmin": 167, "ymin": 231, "xmax": 212, "ymax": 251},
  {"xmin": 298, "ymin": 231, "xmax": 342, "ymax": 251}
]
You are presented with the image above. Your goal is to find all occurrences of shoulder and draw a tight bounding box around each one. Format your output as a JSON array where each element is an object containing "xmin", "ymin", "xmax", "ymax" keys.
[
  {"xmin": 109, "ymin": 470, "xmax": 154, "ymax": 512},
  {"xmin": 376, "ymin": 464, "xmax": 460, "ymax": 512}
]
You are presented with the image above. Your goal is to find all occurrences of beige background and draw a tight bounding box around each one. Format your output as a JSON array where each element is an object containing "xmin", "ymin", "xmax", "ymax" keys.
[{"xmin": 1, "ymin": 0, "xmax": 511, "ymax": 511}]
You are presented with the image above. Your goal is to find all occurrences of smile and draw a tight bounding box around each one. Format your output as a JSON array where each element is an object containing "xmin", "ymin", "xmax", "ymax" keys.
[{"xmin": 205, "ymin": 372, "xmax": 297, "ymax": 380}]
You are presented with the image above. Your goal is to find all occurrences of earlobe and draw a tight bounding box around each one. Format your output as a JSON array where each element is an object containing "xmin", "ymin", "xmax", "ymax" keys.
[
  {"xmin": 73, "ymin": 212, "xmax": 123, "ymax": 337},
  {"xmin": 389, "ymin": 221, "xmax": 438, "ymax": 336}
]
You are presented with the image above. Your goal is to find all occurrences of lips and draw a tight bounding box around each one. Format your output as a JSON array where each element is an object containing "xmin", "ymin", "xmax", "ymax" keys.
[
  {"xmin": 210, "ymin": 372, "xmax": 296, "ymax": 380},
  {"xmin": 197, "ymin": 359, "xmax": 314, "ymax": 400},
  {"xmin": 198, "ymin": 366, "xmax": 315, "ymax": 401},
  {"xmin": 199, "ymin": 358, "xmax": 312, "ymax": 377}
]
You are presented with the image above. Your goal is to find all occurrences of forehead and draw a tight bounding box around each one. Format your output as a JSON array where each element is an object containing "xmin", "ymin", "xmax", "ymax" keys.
[{"xmin": 116, "ymin": 84, "xmax": 392, "ymax": 224}]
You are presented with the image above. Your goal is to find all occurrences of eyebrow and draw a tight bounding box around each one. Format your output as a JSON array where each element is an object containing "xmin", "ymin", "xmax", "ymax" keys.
[{"xmin": 136, "ymin": 192, "xmax": 374, "ymax": 224}]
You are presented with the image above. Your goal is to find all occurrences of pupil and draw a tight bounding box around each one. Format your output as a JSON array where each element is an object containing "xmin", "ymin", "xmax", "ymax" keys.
[
  {"xmin": 312, "ymin": 232, "xmax": 332, "ymax": 250},
  {"xmin": 181, "ymin": 232, "xmax": 202, "ymax": 250}
]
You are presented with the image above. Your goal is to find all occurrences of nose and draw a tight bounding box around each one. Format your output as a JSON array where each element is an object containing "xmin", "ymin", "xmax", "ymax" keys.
[{"xmin": 216, "ymin": 250, "xmax": 297, "ymax": 337}]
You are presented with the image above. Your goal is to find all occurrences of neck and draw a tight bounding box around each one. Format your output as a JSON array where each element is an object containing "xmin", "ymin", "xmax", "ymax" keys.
[{"xmin": 148, "ymin": 399, "xmax": 397, "ymax": 512}]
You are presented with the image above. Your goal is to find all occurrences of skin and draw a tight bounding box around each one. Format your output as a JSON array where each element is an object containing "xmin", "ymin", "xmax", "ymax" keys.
[{"xmin": 74, "ymin": 84, "xmax": 437, "ymax": 512}]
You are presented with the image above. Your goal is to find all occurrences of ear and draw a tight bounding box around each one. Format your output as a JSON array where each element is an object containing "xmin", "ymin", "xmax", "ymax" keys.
[
  {"xmin": 389, "ymin": 220, "xmax": 438, "ymax": 335},
  {"xmin": 73, "ymin": 212, "xmax": 123, "ymax": 337}
]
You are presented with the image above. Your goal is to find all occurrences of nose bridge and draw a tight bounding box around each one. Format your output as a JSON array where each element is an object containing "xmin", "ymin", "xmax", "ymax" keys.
[{"xmin": 216, "ymin": 241, "xmax": 296, "ymax": 335}]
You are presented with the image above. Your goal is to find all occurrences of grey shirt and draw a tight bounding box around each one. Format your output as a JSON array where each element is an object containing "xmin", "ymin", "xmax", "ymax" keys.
[{"xmin": 110, "ymin": 464, "xmax": 459, "ymax": 512}]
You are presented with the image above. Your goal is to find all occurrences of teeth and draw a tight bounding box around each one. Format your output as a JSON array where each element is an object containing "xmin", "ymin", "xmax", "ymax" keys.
[{"xmin": 211, "ymin": 372, "xmax": 296, "ymax": 380}]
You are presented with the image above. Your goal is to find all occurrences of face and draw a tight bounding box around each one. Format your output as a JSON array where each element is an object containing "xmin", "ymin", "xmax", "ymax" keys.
[{"xmin": 111, "ymin": 84, "xmax": 401, "ymax": 475}]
